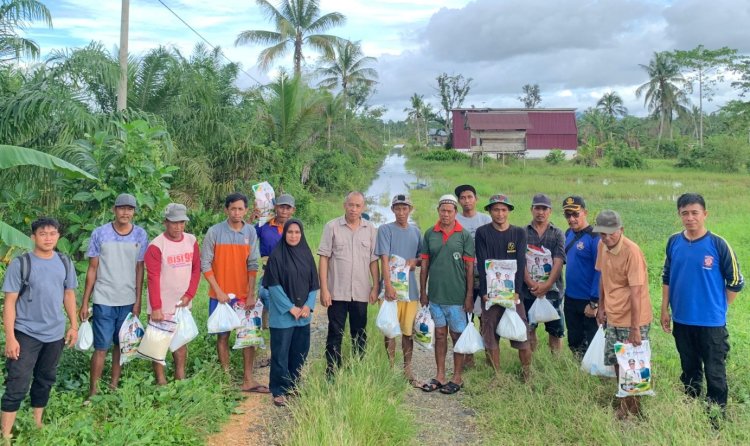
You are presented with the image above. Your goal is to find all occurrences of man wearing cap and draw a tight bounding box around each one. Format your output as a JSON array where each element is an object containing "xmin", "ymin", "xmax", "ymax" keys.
[
  {"xmin": 475, "ymin": 194, "xmax": 533, "ymax": 381},
  {"xmin": 375, "ymin": 194, "xmax": 422, "ymax": 386},
  {"xmin": 593, "ymin": 210, "xmax": 652, "ymax": 419},
  {"xmin": 419, "ymin": 194, "xmax": 474, "ymax": 394},
  {"xmin": 202, "ymin": 193, "xmax": 264, "ymax": 392},
  {"xmin": 145, "ymin": 204, "xmax": 201, "ymax": 384},
  {"xmin": 661, "ymin": 193, "xmax": 744, "ymax": 417},
  {"xmin": 80, "ymin": 193, "xmax": 149, "ymax": 400},
  {"xmin": 561, "ymin": 196, "xmax": 601, "ymax": 359},
  {"xmin": 521, "ymin": 194, "xmax": 565, "ymax": 353},
  {"xmin": 254, "ymin": 193, "xmax": 296, "ymax": 367},
  {"xmin": 318, "ymin": 191, "xmax": 379, "ymax": 377}
]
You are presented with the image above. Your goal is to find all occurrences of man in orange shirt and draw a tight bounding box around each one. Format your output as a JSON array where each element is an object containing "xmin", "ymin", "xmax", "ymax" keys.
[
  {"xmin": 593, "ymin": 210, "xmax": 652, "ymax": 420},
  {"xmin": 201, "ymin": 193, "xmax": 265, "ymax": 393}
]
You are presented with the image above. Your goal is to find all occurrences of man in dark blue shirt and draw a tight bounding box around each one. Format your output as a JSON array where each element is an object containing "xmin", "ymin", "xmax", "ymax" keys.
[
  {"xmin": 662, "ymin": 193, "xmax": 744, "ymax": 415},
  {"xmin": 561, "ymin": 196, "xmax": 601, "ymax": 359}
]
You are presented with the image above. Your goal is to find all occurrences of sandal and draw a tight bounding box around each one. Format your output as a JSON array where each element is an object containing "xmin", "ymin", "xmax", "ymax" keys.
[
  {"xmin": 439, "ymin": 381, "xmax": 463, "ymax": 395},
  {"xmin": 420, "ymin": 378, "xmax": 444, "ymax": 393},
  {"xmin": 273, "ymin": 396, "xmax": 287, "ymax": 407}
]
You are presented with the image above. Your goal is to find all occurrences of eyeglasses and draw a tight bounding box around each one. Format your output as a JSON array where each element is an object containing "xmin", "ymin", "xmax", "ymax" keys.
[{"xmin": 564, "ymin": 212, "xmax": 580, "ymax": 219}]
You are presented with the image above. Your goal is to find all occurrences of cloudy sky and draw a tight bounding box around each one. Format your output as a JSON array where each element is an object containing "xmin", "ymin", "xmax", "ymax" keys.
[{"xmin": 27, "ymin": 0, "xmax": 750, "ymax": 120}]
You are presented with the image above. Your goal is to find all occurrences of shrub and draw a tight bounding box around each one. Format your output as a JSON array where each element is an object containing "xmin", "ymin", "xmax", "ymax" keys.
[
  {"xmin": 545, "ymin": 149, "xmax": 566, "ymax": 165},
  {"xmin": 572, "ymin": 141, "xmax": 599, "ymax": 167},
  {"xmin": 703, "ymin": 134, "xmax": 750, "ymax": 172},
  {"xmin": 418, "ymin": 149, "xmax": 468, "ymax": 162},
  {"xmin": 605, "ymin": 142, "xmax": 645, "ymax": 169}
]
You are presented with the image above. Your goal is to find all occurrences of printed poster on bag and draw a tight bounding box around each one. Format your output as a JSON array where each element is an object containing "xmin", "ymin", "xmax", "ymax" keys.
[
  {"xmin": 233, "ymin": 301, "xmax": 266, "ymax": 350},
  {"xmin": 252, "ymin": 181, "xmax": 276, "ymax": 226},
  {"xmin": 526, "ymin": 244, "xmax": 557, "ymax": 293},
  {"xmin": 614, "ymin": 340, "xmax": 654, "ymax": 397},
  {"xmin": 388, "ymin": 254, "xmax": 410, "ymax": 301},
  {"xmin": 485, "ymin": 259, "xmax": 516, "ymax": 309}
]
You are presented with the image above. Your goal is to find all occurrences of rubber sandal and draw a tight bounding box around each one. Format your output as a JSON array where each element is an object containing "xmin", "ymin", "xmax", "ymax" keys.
[
  {"xmin": 273, "ymin": 396, "xmax": 287, "ymax": 407},
  {"xmin": 242, "ymin": 385, "xmax": 271, "ymax": 394},
  {"xmin": 439, "ymin": 381, "xmax": 463, "ymax": 395},
  {"xmin": 420, "ymin": 378, "xmax": 444, "ymax": 392}
]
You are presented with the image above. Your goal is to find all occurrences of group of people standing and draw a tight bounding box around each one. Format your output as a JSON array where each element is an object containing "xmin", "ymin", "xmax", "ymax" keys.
[{"xmin": 1, "ymin": 184, "xmax": 744, "ymax": 438}]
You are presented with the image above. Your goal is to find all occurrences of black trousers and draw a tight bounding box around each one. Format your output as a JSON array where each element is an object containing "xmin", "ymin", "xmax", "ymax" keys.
[
  {"xmin": 269, "ymin": 325, "xmax": 311, "ymax": 397},
  {"xmin": 673, "ymin": 321, "xmax": 730, "ymax": 408},
  {"xmin": 325, "ymin": 300, "xmax": 368, "ymax": 374},
  {"xmin": 1, "ymin": 331, "xmax": 64, "ymax": 412},
  {"xmin": 564, "ymin": 296, "xmax": 598, "ymax": 358}
]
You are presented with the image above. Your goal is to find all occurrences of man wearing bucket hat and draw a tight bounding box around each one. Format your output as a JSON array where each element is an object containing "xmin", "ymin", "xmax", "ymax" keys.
[
  {"xmin": 419, "ymin": 194, "xmax": 474, "ymax": 394},
  {"xmin": 592, "ymin": 210, "xmax": 652, "ymax": 419},
  {"xmin": 79, "ymin": 193, "xmax": 149, "ymax": 401},
  {"xmin": 375, "ymin": 194, "xmax": 422, "ymax": 386},
  {"xmin": 475, "ymin": 194, "xmax": 533, "ymax": 381},
  {"xmin": 145, "ymin": 204, "xmax": 201, "ymax": 384}
]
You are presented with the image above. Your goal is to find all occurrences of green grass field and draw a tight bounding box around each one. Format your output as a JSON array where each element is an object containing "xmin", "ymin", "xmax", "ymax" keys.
[{"xmin": 403, "ymin": 156, "xmax": 750, "ymax": 444}]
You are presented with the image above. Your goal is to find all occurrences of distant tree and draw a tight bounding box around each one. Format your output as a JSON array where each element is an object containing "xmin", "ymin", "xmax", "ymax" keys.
[
  {"xmin": 0, "ymin": 0, "xmax": 52, "ymax": 63},
  {"xmin": 316, "ymin": 40, "xmax": 377, "ymax": 110},
  {"xmin": 434, "ymin": 73, "xmax": 472, "ymax": 142},
  {"xmin": 404, "ymin": 93, "xmax": 432, "ymax": 145},
  {"xmin": 636, "ymin": 51, "xmax": 689, "ymax": 150},
  {"xmin": 518, "ymin": 83, "xmax": 541, "ymax": 108},
  {"xmin": 596, "ymin": 91, "xmax": 627, "ymax": 120},
  {"xmin": 234, "ymin": 0, "xmax": 345, "ymax": 75},
  {"xmin": 673, "ymin": 45, "xmax": 739, "ymax": 147}
]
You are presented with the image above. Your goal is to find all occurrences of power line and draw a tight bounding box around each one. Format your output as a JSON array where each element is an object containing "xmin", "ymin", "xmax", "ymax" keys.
[{"xmin": 155, "ymin": 0, "xmax": 262, "ymax": 85}]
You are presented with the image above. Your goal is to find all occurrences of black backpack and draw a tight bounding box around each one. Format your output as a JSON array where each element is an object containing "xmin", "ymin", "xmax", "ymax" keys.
[{"xmin": 17, "ymin": 251, "xmax": 73, "ymax": 302}]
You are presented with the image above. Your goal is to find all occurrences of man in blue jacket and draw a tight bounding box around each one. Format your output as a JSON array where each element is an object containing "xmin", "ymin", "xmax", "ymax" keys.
[{"xmin": 661, "ymin": 193, "xmax": 744, "ymax": 418}]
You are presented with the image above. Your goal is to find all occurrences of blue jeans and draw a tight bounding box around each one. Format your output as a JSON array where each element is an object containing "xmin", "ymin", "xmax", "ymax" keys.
[{"xmin": 269, "ymin": 325, "xmax": 311, "ymax": 397}]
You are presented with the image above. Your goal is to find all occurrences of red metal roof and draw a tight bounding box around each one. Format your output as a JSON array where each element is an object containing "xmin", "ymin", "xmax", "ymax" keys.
[
  {"xmin": 466, "ymin": 113, "xmax": 530, "ymax": 130},
  {"xmin": 527, "ymin": 112, "xmax": 577, "ymax": 135}
]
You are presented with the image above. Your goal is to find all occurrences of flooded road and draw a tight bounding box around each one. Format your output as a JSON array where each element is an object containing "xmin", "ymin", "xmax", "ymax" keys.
[{"xmin": 363, "ymin": 148, "xmax": 422, "ymax": 226}]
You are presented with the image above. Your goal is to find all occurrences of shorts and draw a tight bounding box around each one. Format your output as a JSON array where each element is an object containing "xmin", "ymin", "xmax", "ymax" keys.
[
  {"xmin": 481, "ymin": 301, "xmax": 530, "ymax": 350},
  {"xmin": 396, "ymin": 300, "xmax": 419, "ymax": 337},
  {"xmin": 522, "ymin": 292, "xmax": 565, "ymax": 338},
  {"xmin": 604, "ymin": 325, "xmax": 650, "ymax": 366},
  {"xmin": 429, "ymin": 303, "xmax": 468, "ymax": 334},
  {"xmin": 208, "ymin": 297, "xmax": 240, "ymax": 336},
  {"xmin": 92, "ymin": 304, "xmax": 134, "ymax": 350}
]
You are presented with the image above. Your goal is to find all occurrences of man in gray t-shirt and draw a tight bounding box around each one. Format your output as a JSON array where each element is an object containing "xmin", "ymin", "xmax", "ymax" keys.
[
  {"xmin": 455, "ymin": 185, "xmax": 492, "ymax": 292},
  {"xmin": 79, "ymin": 193, "xmax": 148, "ymax": 400},
  {"xmin": 375, "ymin": 194, "xmax": 422, "ymax": 386},
  {"xmin": 2, "ymin": 218, "xmax": 78, "ymax": 438}
]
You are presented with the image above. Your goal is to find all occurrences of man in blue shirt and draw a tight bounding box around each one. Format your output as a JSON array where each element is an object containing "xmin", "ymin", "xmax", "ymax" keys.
[
  {"xmin": 662, "ymin": 193, "xmax": 744, "ymax": 415},
  {"xmin": 561, "ymin": 196, "xmax": 601, "ymax": 359},
  {"xmin": 2, "ymin": 218, "xmax": 79, "ymax": 439}
]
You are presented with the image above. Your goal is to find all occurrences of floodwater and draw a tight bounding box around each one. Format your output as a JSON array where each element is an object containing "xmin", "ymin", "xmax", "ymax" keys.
[{"xmin": 364, "ymin": 148, "xmax": 423, "ymax": 226}]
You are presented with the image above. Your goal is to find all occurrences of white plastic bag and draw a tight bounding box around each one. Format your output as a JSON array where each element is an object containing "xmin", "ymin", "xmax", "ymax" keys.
[
  {"xmin": 75, "ymin": 320, "xmax": 94, "ymax": 351},
  {"xmin": 170, "ymin": 307, "xmax": 199, "ymax": 352},
  {"xmin": 496, "ymin": 308, "xmax": 528, "ymax": 342},
  {"xmin": 580, "ymin": 325, "xmax": 616, "ymax": 377},
  {"xmin": 615, "ymin": 340, "xmax": 655, "ymax": 397},
  {"xmin": 233, "ymin": 300, "xmax": 266, "ymax": 349},
  {"xmin": 207, "ymin": 301, "xmax": 242, "ymax": 334},
  {"xmin": 119, "ymin": 312, "xmax": 145, "ymax": 366},
  {"xmin": 454, "ymin": 313, "xmax": 484, "ymax": 354},
  {"xmin": 413, "ymin": 306, "xmax": 435, "ymax": 350},
  {"xmin": 137, "ymin": 319, "xmax": 177, "ymax": 365},
  {"xmin": 376, "ymin": 299, "xmax": 402, "ymax": 339},
  {"xmin": 527, "ymin": 297, "xmax": 560, "ymax": 324}
]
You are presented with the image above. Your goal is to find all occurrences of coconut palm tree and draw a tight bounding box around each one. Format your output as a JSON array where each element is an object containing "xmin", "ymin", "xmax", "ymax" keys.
[
  {"xmin": 234, "ymin": 0, "xmax": 345, "ymax": 75},
  {"xmin": 596, "ymin": 91, "xmax": 627, "ymax": 120},
  {"xmin": 0, "ymin": 0, "xmax": 51, "ymax": 63},
  {"xmin": 404, "ymin": 93, "xmax": 427, "ymax": 145},
  {"xmin": 316, "ymin": 40, "xmax": 377, "ymax": 108},
  {"xmin": 636, "ymin": 51, "xmax": 689, "ymax": 149}
]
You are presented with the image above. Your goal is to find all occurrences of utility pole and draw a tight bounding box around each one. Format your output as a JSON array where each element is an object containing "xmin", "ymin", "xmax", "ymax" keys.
[{"xmin": 117, "ymin": 0, "xmax": 130, "ymax": 112}]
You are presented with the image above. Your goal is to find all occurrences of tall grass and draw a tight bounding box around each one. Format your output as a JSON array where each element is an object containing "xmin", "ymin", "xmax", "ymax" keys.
[
  {"xmin": 278, "ymin": 317, "xmax": 417, "ymax": 445},
  {"xmin": 405, "ymin": 156, "xmax": 750, "ymax": 444}
]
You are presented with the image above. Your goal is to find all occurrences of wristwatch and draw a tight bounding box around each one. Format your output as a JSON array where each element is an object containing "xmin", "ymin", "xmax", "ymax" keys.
[{"xmin": 588, "ymin": 302, "xmax": 598, "ymax": 310}]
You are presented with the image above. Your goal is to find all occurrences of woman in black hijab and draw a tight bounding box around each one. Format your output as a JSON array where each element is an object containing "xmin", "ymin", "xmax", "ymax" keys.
[{"xmin": 263, "ymin": 219, "xmax": 320, "ymax": 407}]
